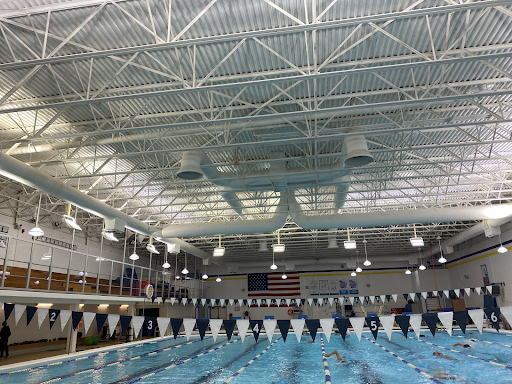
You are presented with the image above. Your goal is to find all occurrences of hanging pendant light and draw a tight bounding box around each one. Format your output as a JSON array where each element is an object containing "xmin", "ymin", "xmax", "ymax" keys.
[
  {"xmin": 270, "ymin": 247, "xmax": 278, "ymax": 270},
  {"xmin": 216, "ymin": 275, "xmax": 221, "ymax": 282},
  {"xmin": 498, "ymin": 235, "xmax": 508, "ymax": 253},
  {"xmin": 281, "ymin": 272, "xmax": 287, "ymax": 279},
  {"xmin": 29, "ymin": 194, "xmax": 44, "ymax": 237},
  {"xmin": 202, "ymin": 265, "xmax": 208, "ymax": 280},
  {"xmin": 355, "ymin": 250, "xmax": 362, "ymax": 272},
  {"xmin": 351, "ymin": 270, "xmax": 357, "ymax": 277},
  {"xmin": 181, "ymin": 254, "xmax": 189, "ymax": 274},
  {"xmin": 272, "ymin": 229, "xmax": 285, "ymax": 252},
  {"xmin": 409, "ymin": 224, "xmax": 424, "ymax": 247},
  {"xmin": 344, "ymin": 228, "xmax": 356, "ymax": 249},
  {"xmin": 363, "ymin": 239, "xmax": 371, "ymax": 266},
  {"xmin": 162, "ymin": 245, "xmax": 170, "ymax": 268},
  {"xmin": 129, "ymin": 232, "xmax": 139, "ymax": 261},
  {"xmin": 405, "ymin": 268, "xmax": 412, "ymax": 275},
  {"xmin": 437, "ymin": 236, "xmax": 447, "ymax": 263},
  {"xmin": 418, "ymin": 249, "xmax": 426, "ymax": 270},
  {"xmin": 213, "ymin": 235, "xmax": 225, "ymax": 256},
  {"xmin": 146, "ymin": 236, "xmax": 159, "ymax": 254}
]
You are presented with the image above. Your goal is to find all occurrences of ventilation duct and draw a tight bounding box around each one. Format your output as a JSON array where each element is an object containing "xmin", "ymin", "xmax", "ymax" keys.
[
  {"xmin": 343, "ymin": 135, "xmax": 374, "ymax": 168},
  {"xmin": 177, "ymin": 151, "xmax": 206, "ymax": 180},
  {"xmin": 327, "ymin": 230, "xmax": 338, "ymax": 249},
  {"xmin": 258, "ymin": 240, "xmax": 269, "ymax": 252}
]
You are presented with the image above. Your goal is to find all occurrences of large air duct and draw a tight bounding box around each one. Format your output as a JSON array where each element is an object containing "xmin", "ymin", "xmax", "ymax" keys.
[
  {"xmin": 343, "ymin": 135, "xmax": 374, "ymax": 168},
  {"xmin": 153, "ymin": 192, "xmax": 289, "ymax": 238}
]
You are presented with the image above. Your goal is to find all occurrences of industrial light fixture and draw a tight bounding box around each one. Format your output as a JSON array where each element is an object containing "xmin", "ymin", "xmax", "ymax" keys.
[
  {"xmin": 437, "ymin": 236, "xmax": 447, "ymax": 263},
  {"xmin": 272, "ymin": 229, "xmax": 285, "ymax": 252},
  {"xmin": 98, "ymin": 304, "xmax": 109, "ymax": 308},
  {"xmin": 351, "ymin": 270, "xmax": 357, "ymax": 277},
  {"xmin": 213, "ymin": 235, "xmax": 225, "ymax": 257},
  {"xmin": 281, "ymin": 272, "xmax": 287, "ymax": 280},
  {"xmin": 409, "ymin": 224, "xmax": 423, "ymax": 247},
  {"xmin": 37, "ymin": 303, "xmax": 53, "ymax": 308},
  {"xmin": 62, "ymin": 203, "xmax": 82, "ymax": 231},
  {"xmin": 163, "ymin": 261, "xmax": 170, "ymax": 269},
  {"xmin": 42, "ymin": 247, "xmax": 52, "ymax": 260},
  {"xmin": 146, "ymin": 236, "xmax": 160, "ymax": 254},
  {"xmin": 498, "ymin": 235, "xmax": 508, "ymax": 253},
  {"xmin": 355, "ymin": 251, "xmax": 362, "ymax": 272},
  {"xmin": 102, "ymin": 229, "xmax": 118, "ymax": 242},
  {"xmin": 363, "ymin": 239, "xmax": 371, "ymax": 266},
  {"xmin": 344, "ymin": 228, "xmax": 356, "ymax": 249},
  {"xmin": 29, "ymin": 194, "xmax": 44, "ymax": 237},
  {"xmin": 216, "ymin": 275, "xmax": 221, "ymax": 282},
  {"xmin": 418, "ymin": 249, "xmax": 426, "ymax": 270},
  {"xmin": 270, "ymin": 247, "xmax": 278, "ymax": 270},
  {"xmin": 202, "ymin": 265, "xmax": 208, "ymax": 280},
  {"xmin": 405, "ymin": 268, "xmax": 412, "ymax": 275},
  {"xmin": 129, "ymin": 233, "xmax": 139, "ymax": 261},
  {"xmin": 181, "ymin": 254, "xmax": 189, "ymax": 275}
]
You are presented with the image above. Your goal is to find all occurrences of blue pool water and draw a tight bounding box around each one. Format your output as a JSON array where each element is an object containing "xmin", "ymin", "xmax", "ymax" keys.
[{"xmin": 0, "ymin": 330, "xmax": 511, "ymax": 383}]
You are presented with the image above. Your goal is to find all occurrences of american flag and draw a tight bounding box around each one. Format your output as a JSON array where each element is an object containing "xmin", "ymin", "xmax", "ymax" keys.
[{"xmin": 247, "ymin": 272, "xmax": 301, "ymax": 297}]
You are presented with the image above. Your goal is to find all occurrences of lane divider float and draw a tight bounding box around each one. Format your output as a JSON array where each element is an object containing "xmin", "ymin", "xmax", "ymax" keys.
[{"xmin": 320, "ymin": 334, "xmax": 332, "ymax": 384}]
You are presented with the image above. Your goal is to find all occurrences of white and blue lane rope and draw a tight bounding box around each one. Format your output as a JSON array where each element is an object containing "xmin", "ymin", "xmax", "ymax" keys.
[
  {"xmin": 222, "ymin": 337, "xmax": 282, "ymax": 384},
  {"xmin": 414, "ymin": 337, "xmax": 512, "ymax": 370},
  {"xmin": 36, "ymin": 337, "xmax": 212, "ymax": 384},
  {"xmin": 362, "ymin": 336, "xmax": 444, "ymax": 384},
  {"xmin": 320, "ymin": 334, "xmax": 332, "ymax": 384}
]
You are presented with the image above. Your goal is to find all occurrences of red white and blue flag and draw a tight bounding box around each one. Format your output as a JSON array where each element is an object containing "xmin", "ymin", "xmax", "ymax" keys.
[{"xmin": 248, "ymin": 273, "xmax": 301, "ymax": 297}]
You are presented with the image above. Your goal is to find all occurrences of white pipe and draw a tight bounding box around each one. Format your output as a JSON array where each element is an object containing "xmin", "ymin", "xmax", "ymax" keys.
[
  {"xmin": 154, "ymin": 192, "xmax": 289, "ymax": 238},
  {"xmin": 0, "ymin": 153, "xmax": 223, "ymax": 265},
  {"xmin": 289, "ymin": 192, "xmax": 512, "ymax": 230}
]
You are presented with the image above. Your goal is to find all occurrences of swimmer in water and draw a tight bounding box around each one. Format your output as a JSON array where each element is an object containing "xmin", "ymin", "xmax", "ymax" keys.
[
  {"xmin": 432, "ymin": 368, "xmax": 458, "ymax": 380},
  {"xmin": 324, "ymin": 350, "xmax": 347, "ymax": 362},
  {"xmin": 307, "ymin": 339, "xmax": 315, "ymax": 344},
  {"xmin": 452, "ymin": 343, "xmax": 471, "ymax": 348},
  {"xmin": 433, "ymin": 351, "xmax": 458, "ymax": 361}
]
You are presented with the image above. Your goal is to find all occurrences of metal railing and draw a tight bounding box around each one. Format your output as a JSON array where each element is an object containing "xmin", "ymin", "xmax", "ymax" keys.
[{"xmin": 0, "ymin": 234, "xmax": 205, "ymax": 299}]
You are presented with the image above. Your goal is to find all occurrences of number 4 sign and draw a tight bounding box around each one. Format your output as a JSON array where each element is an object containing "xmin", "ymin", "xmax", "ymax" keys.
[{"xmin": 249, "ymin": 320, "xmax": 263, "ymax": 342}]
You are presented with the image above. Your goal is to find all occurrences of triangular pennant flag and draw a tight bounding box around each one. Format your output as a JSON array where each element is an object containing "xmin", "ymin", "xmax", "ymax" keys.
[
  {"xmin": 143, "ymin": 317, "xmax": 156, "ymax": 337},
  {"xmin": 183, "ymin": 318, "xmax": 196, "ymax": 341},
  {"xmin": 26, "ymin": 306, "xmax": 37, "ymax": 326},
  {"xmin": 4, "ymin": 303, "xmax": 14, "ymax": 322},
  {"xmin": 359, "ymin": 296, "xmax": 365, "ymax": 304},
  {"xmin": 392, "ymin": 294, "xmax": 398, "ymax": 302},
  {"xmin": 432, "ymin": 291, "xmax": 438, "ymax": 297},
  {"xmin": 210, "ymin": 319, "xmax": 223, "ymax": 342},
  {"xmin": 349, "ymin": 318, "xmax": 365, "ymax": 342},
  {"xmin": 454, "ymin": 290, "xmax": 460, "ymax": 298},
  {"xmin": 327, "ymin": 297, "xmax": 333, "ymax": 306},
  {"xmin": 277, "ymin": 320, "xmax": 290, "ymax": 342},
  {"xmin": 366, "ymin": 316, "xmax": 380, "ymax": 340},
  {"xmin": 162, "ymin": 297, "xmax": 166, "ymax": 304},
  {"xmin": 416, "ymin": 293, "xmax": 422, "ymax": 301},
  {"xmin": 108, "ymin": 314, "xmax": 120, "ymax": 337},
  {"xmin": 157, "ymin": 317, "xmax": 170, "ymax": 337},
  {"xmin": 459, "ymin": 289, "xmax": 465, "ymax": 297},
  {"xmin": 409, "ymin": 293, "xmax": 415, "ymax": 302},
  {"xmin": 96, "ymin": 313, "xmax": 108, "ymax": 333},
  {"xmin": 267, "ymin": 299, "xmax": 271, "ymax": 307},
  {"xmin": 500, "ymin": 307, "xmax": 512, "ymax": 330},
  {"xmin": 286, "ymin": 299, "xmax": 291, "ymax": 307},
  {"xmin": 421, "ymin": 292, "xmax": 427, "ymax": 300},
  {"xmin": 220, "ymin": 299, "xmax": 226, "ymax": 307},
  {"xmin": 349, "ymin": 297, "xmax": 354, "ymax": 305},
  {"xmin": 37, "ymin": 307, "xmax": 49, "ymax": 329},
  {"xmin": 170, "ymin": 318, "xmax": 183, "ymax": 339},
  {"xmin": 306, "ymin": 319, "xmax": 320, "ymax": 342},
  {"xmin": 290, "ymin": 319, "xmax": 305, "ymax": 342},
  {"xmin": 277, "ymin": 299, "xmax": 281, "ymax": 307},
  {"xmin": 437, "ymin": 312, "xmax": 453, "ymax": 336},
  {"xmin": 468, "ymin": 309, "xmax": 484, "ymax": 334},
  {"xmin": 236, "ymin": 319, "xmax": 250, "ymax": 342},
  {"xmin": 475, "ymin": 287, "xmax": 482, "ymax": 295},
  {"xmin": 409, "ymin": 315, "xmax": 422, "ymax": 338},
  {"xmin": 243, "ymin": 299, "xmax": 248, "ymax": 306},
  {"xmin": 256, "ymin": 299, "xmax": 262, "ymax": 307},
  {"xmin": 380, "ymin": 316, "xmax": 394, "ymax": 341},
  {"xmin": 380, "ymin": 295, "xmax": 386, "ymax": 303},
  {"xmin": 300, "ymin": 299, "xmax": 306, "ymax": 306},
  {"xmin": 170, "ymin": 298, "xmax": 176, "ymax": 305},
  {"xmin": 264, "ymin": 319, "xmax": 277, "ymax": 343},
  {"xmin": 320, "ymin": 318, "xmax": 334, "ymax": 342},
  {"xmin": 453, "ymin": 311, "xmax": 468, "ymax": 334},
  {"xmin": 487, "ymin": 286, "xmax": 493, "ymax": 294},
  {"xmin": 229, "ymin": 299, "xmax": 234, "ymax": 306},
  {"xmin": 395, "ymin": 315, "xmax": 410, "ymax": 338},
  {"xmin": 224, "ymin": 320, "xmax": 236, "ymax": 340},
  {"xmin": 313, "ymin": 298, "xmax": 318, "ymax": 306},
  {"xmin": 422, "ymin": 313, "xmax": 438, "ymax": 337},
  {"xmin": 14, "ymin": 304, "xmax": 26, "ymax": 325},
  {"xmin": 196, "ymin": 319, "xmax": 209, "ymax": 340},
  {"xmin": 370, "ymin": 296, "xmax": 375, "ymax": 304},
  {"xmin": 48, "ymin": 309, "xmax": 60, "ymax": 330},
  {"xmin": 181, "ymin": 298, "xmax": 187, "ymax": 306},
  {"xmin": 403, "ymin": 294, "xmax": 409, "ymax": 302},
  {"xmin": 484, "ymin": 307, "xmax": 500, "ymax": 332},
  {"xmin": 201, "ymin": 298, "xmax": 207, "ymax": 306},
  {"xmin": 187, "ymin": 298, "xmax": 193, "ymax": 305},
  {"xmin": 465, "ymin": 288, "xmax": 471, "ymax": 297},
  {"xmin": 443, "ymin": 290, "xmax": 449, "ymax": 298},
  {"xmin": 192, "ymin": 298, "xmax": 197, "ymax": 306},
  {"xmin": 308, "ymin": 298, "xmax": 313, "ymax": 307},
  {"xmin": 131, "ymin": 316, "xmax": 144, "ymax": 337},
  {"xmin": 249, "ymin": 320, "xmax": 263, "ymax": 342},
  {"xmin": 60, "ymin": 310, "xmax": 72, "ymax": 332},
  {"xmin": 120, "ymin": 316, "xmax": 132, "ymax": 335},
  {"xmin": 72, "ymin": 311, "xmax": 83, "ymax": 330},
  {"xmin": 335, "ymin": 318, "xmax": 350, "ymax": 340},
  {"xmin": 83, "ymin": 312, "xmax": 95, "ymax": 333},
  {"xmin": 151, "ymin": 296, "xmax": 156, "ymax": 304}
]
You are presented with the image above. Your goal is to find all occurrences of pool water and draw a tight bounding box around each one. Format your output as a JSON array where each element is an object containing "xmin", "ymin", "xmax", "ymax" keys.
[{"xmin": 0, "ymin": 329, "xmax": 511, "ymax": 383}]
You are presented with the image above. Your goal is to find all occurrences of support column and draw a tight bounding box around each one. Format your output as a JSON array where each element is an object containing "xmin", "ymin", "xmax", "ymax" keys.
[
  {"xmin": 66, "ymin": 303, "xmax": 79, "ymax": 354},
  {"xmin": 128, "ymin": 304, "xmax": 135, "ymax": 342}
]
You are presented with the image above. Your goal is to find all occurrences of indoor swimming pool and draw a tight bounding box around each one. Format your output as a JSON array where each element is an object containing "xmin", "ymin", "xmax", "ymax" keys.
[{"xmin": 0, "ymin": 330, "xmax": 510, "ymax": 384}]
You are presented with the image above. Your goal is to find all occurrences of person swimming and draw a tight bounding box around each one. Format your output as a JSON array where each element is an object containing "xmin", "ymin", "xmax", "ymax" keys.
[
  {"xmin": 324, "ymin": 350, "xmax": 347, "ymax": 362},
  {"xmin": 432, "ymin": 368, "xmax": 459, "ymax": 380},
  {"xmin": 452, "ymin": 343, "xmax": 471, "ymax": 348},
  {"xmin": 433, "ymin": 351, "xmax": 458, "ymax": 361}
]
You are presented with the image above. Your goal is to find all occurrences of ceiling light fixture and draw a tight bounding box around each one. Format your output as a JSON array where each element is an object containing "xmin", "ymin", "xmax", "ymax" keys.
[
  {"xmin": 272, "ymin": 229, "xmax": 285, "ymax": 252},
  {"xmin": 409, "ymin": 224, "xmax": 424, "ymax": 247},
  {"xmin": 270, "ymin": 246, "xmax": 278, "ymax": 270},
  {"xmin": 102, "ymin": 229, "xmax": 118, "ymax": 242},
  {"xmin": 363, "ymin": 239, "xmax": 371, "ymax": 266},
  {"xmin": 418, "ymin": 249, "xmax": 426, "ymax": 270},
  {"xmin": 146, "ymin": 236, "xmax": 160, "ymax": 254},
  {"xmin": 498, "ymin": 234, "xmax": 508, "ymax": 253},
  {"xmin": 62, "ymin": 203, "xmax": 81, "ymax": 231},
  {"xmin": 213, "ymin": 235, "xmax": 225, "ymax": 257},
  {"xmin": 129, "ymin": 232, "xmax": 139, "ymax": 261},
  {"xmin": 344, "ymin": 228, "xmax": 356, "ymax": 249},
  {"xmin": 181, "ymin": 254, "xmax": 189, "ymax": 275},
  {"xmin": 355, "ymin": 250, "xmax": 362, "ymax": 272},
  {"xmin": 437, "ymin": 236, "xmax": 447, "ymax": 263},
  {"xmin": 42, "ymin": 247, "xmax": 52, "ymax": 260},
  {"xmin": 351, "ymin": 270, "xmax": 357, "ymax": 277},
  {"xmin": 216, "ymin": 275, "xmax": 221, "ymax": 283},
  {"xmin": 202, "ymin": 265, "xmax": 208, "ymax": 280},
  {"xmin": 405, "ymin": 268, "xmax": 412, "ymax": 275},
  {"xmin": 162, "ymin": 246, "xmax": 170, "ymax": 268},
  {"xmin": 29, "ymin": 193, "xmax": 44, "ymax": 237},
  {"xmin": 281, "ymin": 272, "xmax": 287, "ymax": 279}
]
